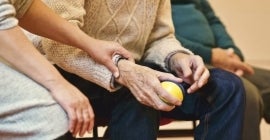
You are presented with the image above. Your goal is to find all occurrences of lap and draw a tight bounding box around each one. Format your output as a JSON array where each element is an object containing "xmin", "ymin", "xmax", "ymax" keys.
[{"xmin": 0, "ymin": 62, "xmax": 68, "ymax": 139}]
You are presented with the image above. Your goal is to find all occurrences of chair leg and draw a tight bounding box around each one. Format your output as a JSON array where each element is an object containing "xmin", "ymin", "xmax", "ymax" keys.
[
  {"xmin": 158, "ymin": 120, "xmax": 196, "ymax": 137},
  {"xmin": 93, "ymin": 125, "xmax": 98, "ymax": 139},
  {"xmin": 192, "ymin": 120, "xmax": 197, "ymax": 130}
]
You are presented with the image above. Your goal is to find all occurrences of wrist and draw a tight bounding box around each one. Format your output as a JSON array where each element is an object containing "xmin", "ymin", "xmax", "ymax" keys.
[{"xmin": 168, "ymin": 52, "xmax": 190, "ymax": 71}]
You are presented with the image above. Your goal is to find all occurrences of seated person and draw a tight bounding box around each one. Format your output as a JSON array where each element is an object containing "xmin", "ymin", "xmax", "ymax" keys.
[
  {"xmin": 171, "ymin": 0, "xmax": 268, "ymax": 139},
  {"xmin": 30, "ymin": 0, "xmax": 246, "ymax": 139},
  {"xmin": 0, "ymin": 0, "xmax": 132, "ymax": 138}
]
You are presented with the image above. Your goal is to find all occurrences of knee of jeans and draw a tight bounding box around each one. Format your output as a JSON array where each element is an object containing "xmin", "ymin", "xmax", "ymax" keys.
[{"xmin": 208, "ymin": 68, "xmax": 245, "ymax": 103}]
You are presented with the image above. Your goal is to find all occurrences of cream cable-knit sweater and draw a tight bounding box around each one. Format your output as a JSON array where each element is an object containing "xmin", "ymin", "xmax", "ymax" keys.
[{"xmin": 42, "ymin": 0, "xmax": 192, "ymax": 92}]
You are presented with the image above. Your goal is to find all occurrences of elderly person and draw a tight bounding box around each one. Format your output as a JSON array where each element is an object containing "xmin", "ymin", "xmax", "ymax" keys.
[{"xmin": 0, "ymin": 0, "xmax": 132, "ymax": 138}]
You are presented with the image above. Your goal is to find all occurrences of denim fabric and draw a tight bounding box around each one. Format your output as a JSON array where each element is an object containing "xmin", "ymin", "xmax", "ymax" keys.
[
  {"xmin": 56, "ymin": 66, "xmax": 159, "ymax": 140},
  {"xmin": 56, "ymin": 66, "xmax": 245, "ymax": 140},
  {"xmin": 162, "ymin": 68, "xmax": 245, "ymax": 140}
]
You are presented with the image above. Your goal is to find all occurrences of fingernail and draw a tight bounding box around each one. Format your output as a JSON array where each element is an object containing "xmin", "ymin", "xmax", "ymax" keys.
[{"xmin": 114, "ymin": 72, "xmax": 119, "ymax": 78}]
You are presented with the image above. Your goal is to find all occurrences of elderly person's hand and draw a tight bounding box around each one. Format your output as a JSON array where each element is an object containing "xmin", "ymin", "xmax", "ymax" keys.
[
  {"xmin": 169, "ymin": 53, "xmax": 210, "ymax": 93},
  {"xmin": 115, "ymin": 60, "xmax": 182, "ymax": 111}
]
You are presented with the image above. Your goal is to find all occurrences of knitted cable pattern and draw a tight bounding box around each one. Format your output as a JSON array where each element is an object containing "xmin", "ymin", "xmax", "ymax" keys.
[{"xmin": 41, "ymin": 0, "xmax": 192, "ymax": 91}]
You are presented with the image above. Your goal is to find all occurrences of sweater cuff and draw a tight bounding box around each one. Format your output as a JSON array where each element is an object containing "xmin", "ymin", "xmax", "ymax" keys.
[
  {"xmin": 165, "ymin": 50, "xmax": 192, "ymax": 72},
  {"xmin": 13, "ymin": 0, "xmax": 34, "ymax": 18},
  {"xmin": 0, "ymin": 1, "xmax": 18, "ymax": 30}
]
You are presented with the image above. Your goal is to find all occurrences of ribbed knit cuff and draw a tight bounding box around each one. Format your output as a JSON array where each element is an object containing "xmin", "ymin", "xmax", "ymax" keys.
[{"xmin": 165, "ymin": 50, "xmax": 192, "ymax": 72}]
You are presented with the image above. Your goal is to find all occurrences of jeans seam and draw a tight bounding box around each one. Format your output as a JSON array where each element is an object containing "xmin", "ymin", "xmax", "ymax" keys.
[{"xmin": 201, "ymin": 113, "xmax": 209, "ymax": 140}]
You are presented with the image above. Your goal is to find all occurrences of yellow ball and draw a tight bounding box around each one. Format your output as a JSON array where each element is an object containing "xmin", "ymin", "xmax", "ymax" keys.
[{"xmin": 160, "ymin": 81, "xmax": 184, "ymax": 104}]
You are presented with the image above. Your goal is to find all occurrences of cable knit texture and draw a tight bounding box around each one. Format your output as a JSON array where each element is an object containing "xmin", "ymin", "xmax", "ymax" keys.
[{"xmin": 42, "ymin": 0, "xmax": 192, "ymax": 92}]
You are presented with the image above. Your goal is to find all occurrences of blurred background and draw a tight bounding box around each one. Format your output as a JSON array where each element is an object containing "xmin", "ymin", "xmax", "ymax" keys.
[
  {"xmin": 159, "ymin": 0, "xmax": 270, "ymax": 139},
  {"xmin": 210, "ymin": 0, "xmax": 270, "ymax": 69}
]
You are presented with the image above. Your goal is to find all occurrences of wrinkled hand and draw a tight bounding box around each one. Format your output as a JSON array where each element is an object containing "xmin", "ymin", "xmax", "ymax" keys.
[
  {"xmin": 48, "ymin": 78, "xmax": 94, "ymax": 137},
  {"xmin": 84, "ymin": 39, "xmax": 133, "ymax": 78},
  {"xmin": 212, "ymin": 48, "xmax": 254, "ymax": 76},
  {"xmin": 169, "ymin": 53, "xmax": 209, "ymax": 93},
  {"xmin": 115, "ymin": 60, "xmax": 182, "ymax": 111}
]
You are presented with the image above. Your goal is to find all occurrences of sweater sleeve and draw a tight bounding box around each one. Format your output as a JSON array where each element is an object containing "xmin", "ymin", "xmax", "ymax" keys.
[
  {"xmin": 11, "ymin": 0, "xmax": 33, "ymax": 18},
  {"xmin": 41, "ymin": 0, "xmax": 116, "ymax": 92},
  {"xmin": 0, "ymin": 0, "xmax": 34, "ymax": 30},
  {"xmin": 200, "ymin": 0, "xmax": 244, "ymax": 60},
  {"xmin": 0, "ymin": 0, "xmax": 18, "ymax": 30},
  {"xmin": 143, "ymin": 0, "xmax": 193, "ymax": 72}
]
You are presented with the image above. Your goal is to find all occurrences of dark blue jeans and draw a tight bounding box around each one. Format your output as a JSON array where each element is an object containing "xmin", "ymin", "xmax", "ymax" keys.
[
  {"xmin": 56, "ymin": 66, "xmax": 244, "ymax": 140},
  {"xmin": 162, "ymin": 68, "xmax": 245, "ymax": 140}
]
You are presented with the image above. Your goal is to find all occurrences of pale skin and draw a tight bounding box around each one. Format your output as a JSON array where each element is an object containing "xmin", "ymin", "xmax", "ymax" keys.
[
  {"xmin": 116, "ymin": 53, "xmax": 209, "ymax": 111},
  {"xmin": 211, "ymin": 48, "xmax": 254, "ymax": 76},
  {"xmin": 0, "ymin": 0, "xmax": 133, "ymax": 137}
]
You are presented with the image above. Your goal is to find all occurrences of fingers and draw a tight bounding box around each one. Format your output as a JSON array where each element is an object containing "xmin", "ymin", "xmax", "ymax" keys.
[
  {"xmin": 66, "ymin": 109, "xmax": 76, "ymax": 135},
  {"xmin": 79, "ymin": 102, "xmax": 95, "ymax": 136},
  {"xmin": 187, "ymin": 67, "xmax": 209, "ymax": 93},
  {"xmin": 192, "ymin": 56, "xmax": 205, "ymax": 81},
  {"xmin": 193, "ymin": 66, "xmax": 209, "ymax": 87},
  {"xmin": 73, "ymin": 108, "xmax": 83, "ymax": 137},
  {"xmin": 155, "ymin": 84, "xmax": 182, "ymax": 106},
  {"xmin": 116, "ymin": 46, "xmax": 134, "ymax": 62},
  {"xmin": 241, "ymin": 63, "xmax": 254, "ymax": 75},
  {"xmin": 234, "ymin": 69, "xmax": 244, "ymax": 76},
  {"xmin": 108, "ymin": 43, "xmax": 135, "ymax": 78},
  {"xmin": 105, "ymin": 60, "xmax": 120, "ymax": 78},
  {"xmin": 231, "ymin": 61, "xmax": 254, "ymax": 75},
  {"xmin": 225, "ymin": 48, "xmax": 254, "ymax": 75},
  {"xmin": 171, "ymin": 54, "xmax": 208, "ymax": 93},
  {"xmin": 156, "ymin": 71, "xmax": 182, "ymax": 83},
  {"xmin": 87, "ymin": 107, "xmax": 95, "ymax": 133},
  {"xmin": 65, "ymin": 99, "xmax": 94, "ymax": 137},
  {"xmin": 129, "ymin": 81, "xmax": 176, "ymax": 112},
  {"xmin": 70, "ymin": 107, "xmax": 94, "ymax": 137},
  {"xmin": 226, "ymin": 48, "xmax": 234, "ymax": 56}
]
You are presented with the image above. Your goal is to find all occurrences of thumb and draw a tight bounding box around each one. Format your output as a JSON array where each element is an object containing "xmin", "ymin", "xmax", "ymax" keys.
[
  {"xmin": 106, "ymin": 62, "xmax": 120, "ymax": 78},
  {"xmin": 226, "ymin": 48, "xmax": 234, "ymax": 56}
]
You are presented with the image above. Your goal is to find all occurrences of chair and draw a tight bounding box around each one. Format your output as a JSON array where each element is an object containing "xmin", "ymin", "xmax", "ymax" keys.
[
  {"xmin": 76, "ymin": 119, "xmax": 197, "ymax": 140},
  {"xmin": 56, "ymin": 66, "xmax": 196, "ymax": 139}
]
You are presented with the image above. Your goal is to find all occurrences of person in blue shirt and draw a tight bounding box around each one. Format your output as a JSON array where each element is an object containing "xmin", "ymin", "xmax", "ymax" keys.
[{"xmin": 171, "ymin": 0, "xmax": 270, "ymax": 139}]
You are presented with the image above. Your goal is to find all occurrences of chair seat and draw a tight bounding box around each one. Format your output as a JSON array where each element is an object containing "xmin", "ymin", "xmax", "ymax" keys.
[{"xmin": 76, "ymin": 118, "xmax": 196, "ymax": 139}]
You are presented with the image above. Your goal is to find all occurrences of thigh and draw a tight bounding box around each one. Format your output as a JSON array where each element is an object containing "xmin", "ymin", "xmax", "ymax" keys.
[
  {"xmin": 244, "ymin": 66, "xmax": 270, "ymax": 95},
  {"xmin": 240, "ymin": 77, "xmax": 263, "ymax": 140},
  {"xmin": 55, "ymin": 64, "xmax": 121, "ymax": 118}
]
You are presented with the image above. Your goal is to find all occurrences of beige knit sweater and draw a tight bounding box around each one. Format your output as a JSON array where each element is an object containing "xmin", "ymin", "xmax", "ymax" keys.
[{"xmin": 42, "ymin": 0, "xmax": 192, "ymax": 92}]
